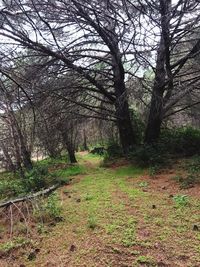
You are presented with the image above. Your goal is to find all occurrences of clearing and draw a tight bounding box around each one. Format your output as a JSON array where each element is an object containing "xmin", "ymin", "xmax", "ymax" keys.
[{"xmin": 0, "ymin": 153, "xmax": 200, "ymax": 267}]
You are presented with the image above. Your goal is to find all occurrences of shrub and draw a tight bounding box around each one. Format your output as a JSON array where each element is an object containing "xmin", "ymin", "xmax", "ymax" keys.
[
  {"xmin": 87, "ymin": 215, "xmax": 97, "ymax": 229},
  {"xmin": 160, "ymin": 127, "xmax": 200, "ymax": 156},
  {"xmin": 44, "ymin": 192, "xmax": 62, "ymax": 219},
  {"xmin": 173, "ymin": 156, "xmax": 200, "ymax": 189},
  {"xmin": 90, "ymin": 146, "xmax": 106, "ymax": 156},
  {"xmin": 106, "ymin": 140, "xmax": 122, "ymax": 158},
  {"xmin": 22, "ymin": 166, "xmax": 50, "ymax": 193},
  {"xmin": 33, "ymin": 192, "xmax": 62, "ymax": 222},
  {"xmin": 130, "ymin": 143, "xmax": 167, "ymax": 167},
  {"xmin": 173, "ymin": 195, "xmax": 189, "ymax": 207},
  {"xmin": 130, "ymin": 109, "xmax": 145, "ymax": 144},
  {"xmin": 0, "ymin": 179, "xmax": 25, "ymax": 199}
]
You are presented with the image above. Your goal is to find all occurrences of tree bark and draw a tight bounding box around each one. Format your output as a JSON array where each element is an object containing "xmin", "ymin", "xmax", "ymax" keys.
[
  {"xmin": 83, "ymin": 128, "xmax": 88, "ymax": 151},
  {"xmin": 67, "ymin": 145, "xmax": 77, "ymax": 163},
  {"xmin": 115, "ymin": 100, "xmax": 136, "ymax": 154},
  {"xmin": 113, "ymin": 53, "xmax": 136, "ymax": 154},
  {"xmin": 144, "ymin": 35, "xmax": 166, "ymax": 144},
  {"xmin": 144, "ymin": 91, "xmax": 164, "ymax": 143},
  {"xmin": 61, "ymin": 131, "xmax": 77, "ymax": 164}
]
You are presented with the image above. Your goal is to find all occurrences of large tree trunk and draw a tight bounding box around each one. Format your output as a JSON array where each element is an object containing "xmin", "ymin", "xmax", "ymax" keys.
[
  {"xmin": 83, "ymin": 128, "xmax": 88, "ymax": 151},
  {"xmin": 115, "ymin": 100, "xmax": 136, "ymax": 154},
  {"xmin": 144, "ymin": 90, "xmax": 164, "ymax": 143},
  {"xmin": 61, "ymin": 131, "xmax": 77, "ymax": 164},
  {"xmin": 67, "ymin": 144, "xmax": 77, "ymax": 163},
  {"xmin": 144, "ymin": 36, "xmax": 166, "ymax": 144},
  {"xmin": 113, "ymin": 55, "xmax": 136, "ymax": 154}
]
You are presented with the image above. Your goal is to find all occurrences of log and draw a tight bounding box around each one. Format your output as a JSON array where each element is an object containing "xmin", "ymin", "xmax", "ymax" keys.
[{"xmin": 0, "ymin": 184, "xmax": 60, "ymax": 208}]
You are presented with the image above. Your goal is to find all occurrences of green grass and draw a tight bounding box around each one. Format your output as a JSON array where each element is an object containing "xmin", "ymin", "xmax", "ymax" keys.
[
  {"xmin": 114, "ymin": 165, "xmax": 143, "ymax": 177},
  {"xmin": 52, "ymin": 164, "xmax": 85, "ymax": 178},
  {"xmin": 1, "ymin": 153, "xmax": 200, "ymax": 267},
  {"xmin": 35, "ymin": 155, "xmax": 69, "ymax": 168}
]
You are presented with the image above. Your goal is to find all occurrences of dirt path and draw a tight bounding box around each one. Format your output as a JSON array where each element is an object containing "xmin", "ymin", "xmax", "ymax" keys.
[{"xmin": 1, "ymin": 155, "xmax": 200, "ymax": 267}]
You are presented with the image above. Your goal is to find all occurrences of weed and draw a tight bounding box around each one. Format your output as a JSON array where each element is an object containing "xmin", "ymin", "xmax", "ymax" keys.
[
  {"xmin": 84, "ymin": 193, "xmax": 93, "ymax": 201},
  {"xmin": 0, "ymin": 237, "xmax": 30, "ymax": 252},
  {"xmin": 149, "ymin": 165, "xmax": 159, "ymax": 178},
  {"xmin": 122, "ymin": 218, "xmax": 136, "ymax": 247},
  {"xmin": 173, "ymin": 195, "xmax": 189, "ymax": 207},
  {"xmin": 33, "ymin": 192, "xmax": 62, "ymax": 222},
  {"xmin": 138, "ymin": 181, "xmax": 148, "ymax": 188},
  {"xmin": 87, "ymin": 215, "xmax": 97, "ymax": 229},
  {"xmin": 136, "ymin": 255, "xmax": 156, "ymax": 266},
  {"xmin": 44, "ymin": 192, "xmax": 62, "ymax": 219}
]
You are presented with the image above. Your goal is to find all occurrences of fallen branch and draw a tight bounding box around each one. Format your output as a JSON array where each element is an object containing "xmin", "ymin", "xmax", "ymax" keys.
[{"xmin": 0, "ymin": 184, "xmax": 60, "ymax": 208}]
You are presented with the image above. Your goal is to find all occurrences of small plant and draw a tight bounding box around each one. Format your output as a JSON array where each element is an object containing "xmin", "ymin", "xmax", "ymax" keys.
[
  {"xmin": 44, "ymin": 192, "xmax": 62, "ymax": 219},
  {"xmin": 37, "ymin": 223, "xmax": 48, "ymax": 234},
  {"xmin": 0, "ymin": 237, "xmax": 30, "ymax": 253},
  {"xmin": 136, "ymin": 255, "xmax": 156, "ymax": 266},
  {"xmin": 173, "ymin": 157, "xmax": 200, "ymax": 189},
  {"xmin": 173, "ymin": 195, "xmax": 189, "ymax": 207},
  {"xmin": 130, "ymin": 143, "xmax": 167, "ymax": 168},
  {"xmin": 23, "ymin": 165, "xmax": 50, "ymax": 192},
  {"xmin": 33, "ymin": 192, "xmax": 62, "ymax": 222},
  {"xmin": 84, "ymin": 193, "xmax": 93, "ymax": 201},
  {"xmin": 138, "ymin": 181, "xmax": 148, "ymax": 188},
  {"xmin": 87, "ymin": 215, "xmax": 97, "ymax": 229},
  {"xmin": 149, "ymin": 165, "xmax": 159, "ymax": 178},
  {"xmin": 122, "ymin": 218, "xmax": 136, "ymax": 247}
]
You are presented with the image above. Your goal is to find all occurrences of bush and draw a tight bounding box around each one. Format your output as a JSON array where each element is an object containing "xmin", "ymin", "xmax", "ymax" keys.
[
  {"xmin": 173, "ymin": 156, "xmax": 200, "ymax": 189},
  {"xmin": 22, "ymin": 166, "xmax": 50, "ymax": 192},
  {"xmin": 130, "ymin": 143, "xmax": 167, "ymax": 167},
  {"xmin": 33, "ymin": 192, "xmax": 62, "ymax": 222},
  {"xmin": 0, "ymin": 179, "xmax": 25, "ymax": 199},
  {"xmin": 106, "ymin": 140, "xmax": 122, "ymax": 158},
  {"xmin": 130, "ymin": 109, "xmax": 145, "ymax": 144},
  {"xmin": 160, "ymin": 127, "xmax": 200, "ymax": 156},
  {"xmin": 90, "ymin": 147, "xmax": 106, "ymax": 156}
]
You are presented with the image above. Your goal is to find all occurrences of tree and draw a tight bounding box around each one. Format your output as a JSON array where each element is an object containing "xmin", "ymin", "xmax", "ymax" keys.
[
  {"xmin": 125, "ymin": 0, "xmax": 200, "ymax": 143},
  {"xmin": 0, "ymin": 0, "xmax": 141, "ymax": 153}
]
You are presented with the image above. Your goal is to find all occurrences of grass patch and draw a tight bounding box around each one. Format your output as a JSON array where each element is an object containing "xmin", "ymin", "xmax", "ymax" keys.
[
  {"xmin": 53, "ymin": 164, "xmax": 85, "ymax": 178},
  {"xmin": 114, "ymin": 165, "xmax": 144, "ymax": 177},
  {"xmin": 0, "ymin": 237, "xmax": 31, "ymax": 253}
]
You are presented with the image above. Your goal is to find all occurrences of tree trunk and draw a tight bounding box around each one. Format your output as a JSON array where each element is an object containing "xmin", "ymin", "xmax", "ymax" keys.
[
  {"xmin": 144, "ymin": 91, "xmax": 163, "ymax": 143},
  {"xmin": 61, "ymin": 131, "xmax": 77, "ymax": 163},
  {"xmin": 83, "ymin": 129, "xmax": 88, "ymax": 151},
  {"xmin": 1, "ymin": 142, "xmax": 16, "ymax": 172},
  {"xmin": 144, "ymin": 36, "xmax": 166, "ymax": 144},
  {"xmin": 67, "ymin": 145, "xmax": 77, "ymax": 163},
  {"xmin": 113, "ymin": 54, "xmax": 136, "ymax": 154},
  {"xmin": 115, "ymin": 100, "xmax": 136, "ymax": 154}
]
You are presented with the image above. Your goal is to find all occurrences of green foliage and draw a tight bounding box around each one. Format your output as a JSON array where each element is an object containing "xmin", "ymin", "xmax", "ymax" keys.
[
  {"xmin": 122, "ymin": 218, "xmax": 136, "ymax": 247},
  {"xmin": 130, "ymin": 143, "xmax": 167, "ymax": 167},
  {"xmin": 53, "ymin": 164, "xmax": 85, "ymax": 178},
  {"xmin": 0, "ymin": 237, "xmax": 30, "ymax": 252},
  {"xmin": 87, "ymin": 215, "xmax": 97, "ymax": 229},
  {"xmin": 138, "ymin": 181, "xmax": 148, "ymax": 188},
  {"xmin": 130, "ymin": 109, "xmax": 145, "ymax": 144},
  {"xmin": 173, "ymin": 156, "xmax": 200, "ymax": 189},
  {"xmin": 33, "ymin": 192, "xmax": 62, "ymax": 222},
  {"xmin": 129, "ymin": 127, "xmax": 200, "ymax": 169},
  {"xmin": 22, "ymin": 165, "xmax": 50, "ymax": 192},
  {"xmin": 106, "ymin": 140, "xmax": 122, "ymax": 158},
  {"xmin": 44, "ymin": 192, "xmax": 62, "ymax": 219},
  {"xmin": 160, "ymin": 127, "xmax": 200, "ymax": 156},
  {"xmin": 173, "ymin": 195, "xmax": 189, "ymax": 207},
  {"xmin": 136, "ymin": 255, "xmax": 156, "ymax": 266},
  {"xmin": 102, "ymin": 140, "xmax": 123, "ymax": 165},
  {"xmin": 90, "ymin": 146, "xmax": 106, "ymax": 156},
  {"xmin": 0, "ymin": 179, "xmax": 25, "ymax": 199}
]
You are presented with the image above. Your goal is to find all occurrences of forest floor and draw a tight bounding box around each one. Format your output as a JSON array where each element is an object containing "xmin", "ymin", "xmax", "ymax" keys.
[{"xmin": 0, "ymin": 153, "xmax": 200, "ymax": 267}]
